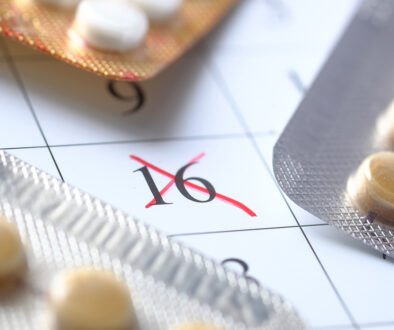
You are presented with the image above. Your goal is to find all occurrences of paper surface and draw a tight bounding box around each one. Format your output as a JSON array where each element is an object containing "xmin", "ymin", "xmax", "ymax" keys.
[{"xmin": 1, "ymin": 1, "xmax": 393, "ymax": 329}]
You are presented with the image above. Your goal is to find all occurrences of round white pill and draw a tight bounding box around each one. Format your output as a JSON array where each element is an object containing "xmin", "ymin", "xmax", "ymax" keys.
[
  {"xmin": 130, "ymin": 0, "xmax": 183, "ymax": 22},
  {"xmin": 73, "ymin": 0, "xmax": 149, "ymax": 52},
  {"xmin": 38, "ymin": 0, "xmax": 81, "ymax": 9}
]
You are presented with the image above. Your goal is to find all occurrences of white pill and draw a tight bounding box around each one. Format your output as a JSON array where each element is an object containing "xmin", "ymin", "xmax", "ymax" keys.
[
  {"xmin": 130, "ymin": 0, "xmax": 183, "ymax": 22},
  {"xmin": 73, "ymin": 0, "xmax": 149, "ymax": 52},
  {"xmin": 37, "ymin": 0, "xmax": 81, "ymax": 8}
]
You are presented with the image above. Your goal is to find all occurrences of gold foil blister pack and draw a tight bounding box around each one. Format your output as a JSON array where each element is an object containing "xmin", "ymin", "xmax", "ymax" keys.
[
  {"xmin": 273, "ymin": 0, "xmax": 394, "ymax": 257},
  {"xmin": 0, "ymin": 0, "xmax": 237, "ymax": 81},
  {"xmin": 0, "ymin": 151, "xmax": 306, "ymax": 329}
]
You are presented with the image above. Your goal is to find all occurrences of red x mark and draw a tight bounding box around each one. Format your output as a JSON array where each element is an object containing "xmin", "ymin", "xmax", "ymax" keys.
[{"xmin": 130, "ymin": 154, "xmax": 257, "ymax": 217}]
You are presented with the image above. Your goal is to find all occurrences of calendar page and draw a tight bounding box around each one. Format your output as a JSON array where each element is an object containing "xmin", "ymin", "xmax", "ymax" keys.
[{"xmin": 1, "ymin": 1, "xmax": 393, "ymax": 329}]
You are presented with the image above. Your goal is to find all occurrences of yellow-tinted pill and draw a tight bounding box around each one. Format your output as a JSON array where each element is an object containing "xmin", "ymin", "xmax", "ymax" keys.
[
  {"xmin": 50, "ymin": 268, "xmax": 134, "ymax": 330},
  {"xmin": 173, "ymin": 323, "xmax": 223, "ymax": 330},
  {"xmin": 376, "ymin": 101, "xmax": 394, "ymax": 149},
  {"xmin": 0, "ymin": 217, "xmax": 27, "ymax": 293},
  {"xmin": 347, "ymin": 152, "xmax": 394, "ymax": 225}
]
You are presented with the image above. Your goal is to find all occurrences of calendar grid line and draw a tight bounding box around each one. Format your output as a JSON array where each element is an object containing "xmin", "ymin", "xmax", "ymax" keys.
[
  {"xmin": 287, "ymin": 70, "xmax": 306, "ymax": 94},
  {"xmin": 0, "ymin": 145, "xmax": 47, "ymax": 151},
  {"xmin": 358, "ymin": 320, "xmax": 394, "ymax": 328},
  {"xmin": 170, "ymin": 222, "xmax": 328, "ymax": 237},
  {"xmin": 47, "ymin": 132, "xmax": 248, "ymax": 148},
  {"xmin": 315, "ymin": 326, "xmax": 353, "ymax": 330},
  {"xmin": 1, "ymin": 40, "xmax": 65, "ymax": 182},
  {"xmin": 0, "ymin": 132, "xmax": 279, "ymax": 152},
  {"xmin": 203, "ymin": 52, "xmax": 359, "ymax": 329},
  {"xmin": 314, "ymin": 325, "xmax": 354, "ymax": 330}
]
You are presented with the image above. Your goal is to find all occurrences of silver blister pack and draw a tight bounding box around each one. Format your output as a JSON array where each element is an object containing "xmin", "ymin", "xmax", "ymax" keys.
[
  {"xmin": 273, "ymin": 0, "xmax": 394, "ymax": 257},
  {"xmin": 0, "ymin": 151, "xmax": 306, "ymax": 330}
]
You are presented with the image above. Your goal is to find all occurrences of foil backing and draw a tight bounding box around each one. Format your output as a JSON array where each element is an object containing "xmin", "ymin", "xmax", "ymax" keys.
[{"xmin": 273, "ymin": 0, "xmax": 394, "ymax": 258}]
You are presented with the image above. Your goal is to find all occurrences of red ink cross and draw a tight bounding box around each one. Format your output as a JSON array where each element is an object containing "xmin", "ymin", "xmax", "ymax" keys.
[{"xmin": 130, "ymin": 153, "xmax": 257, "ymax": 217}]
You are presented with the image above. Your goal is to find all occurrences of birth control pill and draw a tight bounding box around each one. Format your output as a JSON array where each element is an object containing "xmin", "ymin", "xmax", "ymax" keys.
[
  {"xmin": 0, "ymin": 217, "xmax": 27, "ymax": 292},
  {"xmin": 347, "ymin": 152, "xmax": 394, "ymax": 225},
  {"xmin": 73, "ymin": 0, "xmax": 149, "ymax": 52},
  {"xmin": 173, "ymin": 324, "xmax": 223, "ymax": 330},
  {"xmin": 130, "ymin": 0, "xmax": 183, "ymax": 21},
  {"xmin": 376, "ymin": 101, "xmax": 394, "ymax": 149},
  {"xmin": 50, "ymin": 268, "xmax": 134, "ymax": 330}
]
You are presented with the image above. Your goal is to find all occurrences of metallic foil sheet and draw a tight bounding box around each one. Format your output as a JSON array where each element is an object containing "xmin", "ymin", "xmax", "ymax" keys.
[
  {"xmin": 0, "ymin": 0, "xmax": 237, "ymax": 81},
  {"xmin": 273, "ymin": 0, "xmax": 394, "ymax": 257},
  {"xmin": 0, "ymin": 150, "xmax": 306, "ymax": 329}
]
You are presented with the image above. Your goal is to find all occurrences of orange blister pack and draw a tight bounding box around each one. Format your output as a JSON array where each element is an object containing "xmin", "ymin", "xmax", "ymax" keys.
[{"xmin": 0, "ymin": 0, "xmax": 238, "ymax": 81}]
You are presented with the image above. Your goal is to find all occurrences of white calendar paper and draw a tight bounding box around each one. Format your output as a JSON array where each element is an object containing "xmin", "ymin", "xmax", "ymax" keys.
[{"xmin": 1, "ymin": 1, "xmax": 393, "ymax": 329}]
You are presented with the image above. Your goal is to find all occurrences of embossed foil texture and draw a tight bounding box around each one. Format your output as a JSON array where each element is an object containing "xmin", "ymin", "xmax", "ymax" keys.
[
  {"xmin": 0, "ymin": 0, "xmax": 238, "ymax": 81},
  {"xmin": 0, "ymin": 151, "xmax": 306, "ymax": 330},
  {"xmin": 273, "ymin": 0, "xmax": 394, "ymax": 257}
]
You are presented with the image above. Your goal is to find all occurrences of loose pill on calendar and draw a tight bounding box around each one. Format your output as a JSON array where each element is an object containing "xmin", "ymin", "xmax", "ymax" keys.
[{"xmin": 0, "ymin": 0, "xmax": 239, "ymax": 80}]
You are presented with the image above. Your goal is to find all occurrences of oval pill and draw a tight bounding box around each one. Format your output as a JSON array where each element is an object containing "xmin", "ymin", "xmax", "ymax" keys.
[
  {"xmin": 130, "ymin": 0, "xmax": 183, "ymax": 21},
  {"xmin": 73, "ymin": 0, "xmax": 149, "ymax": 52},
  {"xmin": 50, "ymin": 268, "xmax": 134, "ymax": 330},
  {"xmin": 0, "ymin": 217, "xmax": 26, "ymax": 292},
  {"xmin": 347, "ymin": 151, "xmax": 394, "ymax": 225},
  {"xmin": 376, "ymin": 100, "xmax": 394, "ymax": 149}
]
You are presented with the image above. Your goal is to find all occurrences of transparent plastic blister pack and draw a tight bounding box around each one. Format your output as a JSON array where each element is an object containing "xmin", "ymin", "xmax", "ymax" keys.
[
  {"xmin": 0, "ymin": 151, "xmax": 306, "ymax": 330},
  {"xmin": 273, "ymin": 0, "xmax": 394, "ymax": 257},
  {"xmin": 0, "ymin": 0, "xmax": 238, "ymax": 81}
]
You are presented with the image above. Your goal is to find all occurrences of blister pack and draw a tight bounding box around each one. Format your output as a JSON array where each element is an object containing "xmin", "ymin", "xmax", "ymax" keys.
[
  {"xmin": 0, "ymin": 150, "xmax": 306, "ymax": 330},
  {"xmin": 273, "ymin": 0, "xmax": 394, "ymax": 257},
  {"xmin": 0, "ymin": 0, "xmax": 237, "ymax": 81}
]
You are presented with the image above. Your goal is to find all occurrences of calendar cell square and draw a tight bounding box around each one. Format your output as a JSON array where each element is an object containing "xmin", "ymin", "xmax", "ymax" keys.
[
  {"xmin": 51, "ymin": 137, "xmax": 297, "ymax": 235},
  {"xmin": 176, "ymin": 228, "xmax": 352, "ymax": 328},
  {"xmin": 304, "ymin": 226, "xmax": 394, "ymax": 325},
  {"xmin": 15, "ymin": 53, "xmax": 243, "ymax": 146},
  {"xmin": 0, "ymin": 63, "xmax": 45, "ymax": 149},
  {"xmin": 207, "ymin": 50, "xmax": 303, "ymax": 134}
]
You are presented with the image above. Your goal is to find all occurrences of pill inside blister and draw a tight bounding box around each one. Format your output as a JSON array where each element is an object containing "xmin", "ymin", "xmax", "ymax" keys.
[
  {"xmin": 73, "ymin": 0, "xmax": 149, "ymax": 52},
  {"xmin": 130, "ymin": 0, "xmax": 183, "ymax": 21},
  {"xmin": 347, "ymin": 152, "xmax": 394, "ymax": 225},
  {"xmin": 0, "ymin": 217, "xmax": 27, "ymax": 294},
  {"xmin": 376, "ymin": 101, "xmax": 394, "ymax": 149},
  {"xmin": 50, "ymin": 268, "xmax": 134, "ymax": 330}
]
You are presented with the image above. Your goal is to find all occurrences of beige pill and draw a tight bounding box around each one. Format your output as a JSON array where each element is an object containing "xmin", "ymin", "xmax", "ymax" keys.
[
  {"xmin": 376, "ymin": 100, "xmax": 394, "ymax": 149},
  {"xmin": 50, "ymin": 268, "xmax": 134, "ymax": 330},
  {"xmin": 173, "ymin": 324, "xmax": 223, "ymax": 330},
  {"xmin": 0, "ymin": 217, "xmax": 26, "ymax": 293},
  {"xmin": 347, "ymin": 151, "xmax": 394, "ymax": 225}
]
